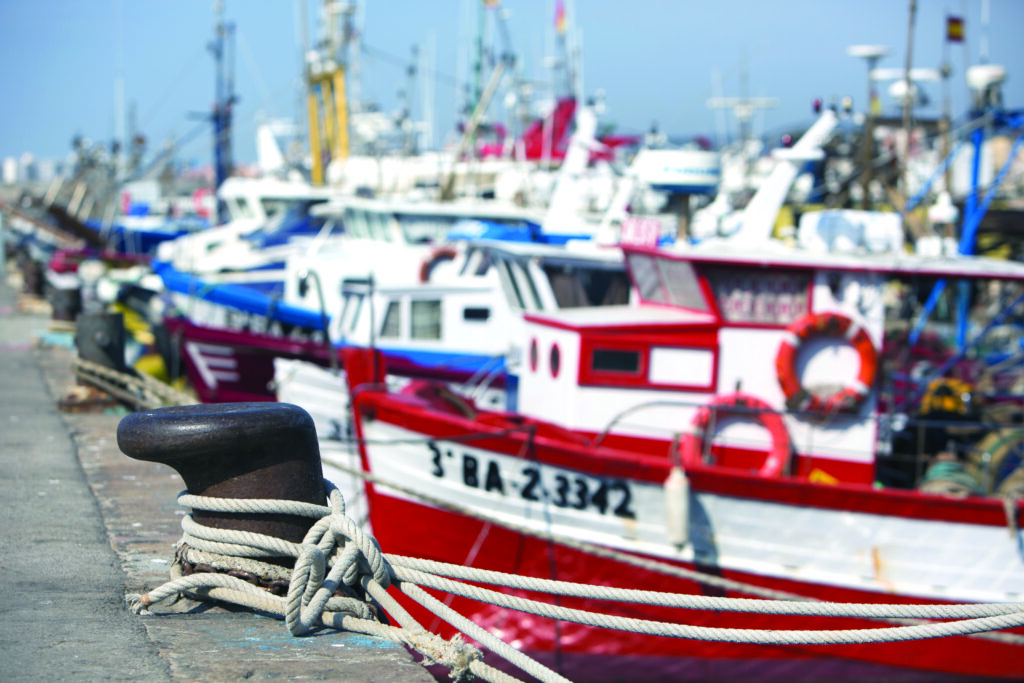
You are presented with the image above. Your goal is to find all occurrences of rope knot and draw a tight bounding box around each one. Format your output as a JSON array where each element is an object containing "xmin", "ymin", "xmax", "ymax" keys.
[
  {"xmin": 125, "ymin": 592, "xmax": 151, "ymax": 616},
  {"xmin": 413, "ymin": 632, "xmax": 482, "ymax": 681}
]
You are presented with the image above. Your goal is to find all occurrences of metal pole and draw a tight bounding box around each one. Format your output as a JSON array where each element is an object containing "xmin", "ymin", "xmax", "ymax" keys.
[
  {"xmin": 0, "ymin": 210, "xmax": 6, "ymax": 280},
  {"xmin": 900, "ymin": 0, "xmax": 917, "ymax": 212}
]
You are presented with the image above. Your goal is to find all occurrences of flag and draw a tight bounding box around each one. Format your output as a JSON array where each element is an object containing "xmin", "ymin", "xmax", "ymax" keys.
[
  {"xmin": 947, "ymin": 15, "xmax": 964, "ymax": 43},
  {"xmin": 555, "ymin": 0, "xmax": 566, "ymax": 34}
]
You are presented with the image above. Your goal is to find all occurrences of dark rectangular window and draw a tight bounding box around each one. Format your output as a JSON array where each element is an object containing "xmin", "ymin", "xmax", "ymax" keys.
[
  {"xmin": 592, "ymin": 349, "xmax": 641, "ymax": 373},
  {"xmin": 463, "ymin": 307, "xmax": 490, "ymax": 321}
]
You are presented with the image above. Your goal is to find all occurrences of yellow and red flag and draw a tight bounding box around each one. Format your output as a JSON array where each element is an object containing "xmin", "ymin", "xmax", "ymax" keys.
[{"xmin": 946, "ymin": 15, "xmax": 964, "ymax": 43}]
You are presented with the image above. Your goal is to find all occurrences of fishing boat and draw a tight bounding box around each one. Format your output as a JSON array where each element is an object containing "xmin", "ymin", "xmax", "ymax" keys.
[
  {"xmin": 341, "ymin": 236, "xmax": 1024, "ymax": 681},
  {"xmin": 166, "ymin": 235, "xmax": 629, "ymax": 404}
]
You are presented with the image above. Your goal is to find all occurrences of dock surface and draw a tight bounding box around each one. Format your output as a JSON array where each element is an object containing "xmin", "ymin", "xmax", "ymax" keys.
[{"xmin": 0, "ymin": 280, "xmax": 435, "ymax": 682}]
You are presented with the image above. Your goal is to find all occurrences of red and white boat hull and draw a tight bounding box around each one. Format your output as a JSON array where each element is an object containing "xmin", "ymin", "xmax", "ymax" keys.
[{"xmin": 347, "ymin": 383, "xmax": 1024, "ymax": 681}]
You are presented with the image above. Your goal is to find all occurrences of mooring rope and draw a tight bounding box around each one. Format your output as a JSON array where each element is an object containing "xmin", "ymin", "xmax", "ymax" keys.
[
  {"xmin": 72, "ymin": 357, "xmax": 196, "ymax": 409},
  {"xmin": 326, "ymin": 457, "xmax": 1024, "ymax": 646},
  {"xmin": 127, "ymin": 480, "xmax": 1024, "ymax": 683}
]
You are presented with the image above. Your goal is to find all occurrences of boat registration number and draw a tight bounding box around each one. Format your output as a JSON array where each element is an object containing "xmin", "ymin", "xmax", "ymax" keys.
[{"xmin": 427, "ymin": 441, "xmax": 636, "ymax": 519}]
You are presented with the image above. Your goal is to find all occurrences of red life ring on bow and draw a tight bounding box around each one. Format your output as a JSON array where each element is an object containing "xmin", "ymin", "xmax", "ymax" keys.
[
  {"xmin": 680, "ymin": 392, "xmax": 791, "ymax": 477},
  {"xmin": 419, "ymin": 247, "xmax": 459, "ymax": 283},
  {"xmin": 775, "ymin": 312, "xmax": 878, "ymax": 415}
]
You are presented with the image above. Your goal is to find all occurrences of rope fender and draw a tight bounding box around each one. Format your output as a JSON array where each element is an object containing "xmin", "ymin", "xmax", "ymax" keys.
[{"xmin": 775, "ymin": 311, "xmax": 878, "ymax": 416}]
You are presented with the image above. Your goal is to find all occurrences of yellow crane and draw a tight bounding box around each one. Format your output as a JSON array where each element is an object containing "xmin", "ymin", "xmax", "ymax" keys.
[{"xmin": 306, "ymin": 0, "xmax": 352, "ymax": 186}]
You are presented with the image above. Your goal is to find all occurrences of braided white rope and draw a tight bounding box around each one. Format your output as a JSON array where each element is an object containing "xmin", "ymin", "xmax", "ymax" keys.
[
  {"xmin": 131, "ymin": 482, "xmax": 561, "ymax": 683},
  {"xmin": 129, "ymin": 480, "xmax": 1024, "ymax": 683},
  {"xmin": 393, "ymin": 565, "xmax": 1024, "ymax": 645},
  {"xmin": 327, "ymin": 457, "xmax": 1024, "ymax": 646},
  {"xmin": 391, "ymin": 555, "xmax": 1024, "ymax": 621}
]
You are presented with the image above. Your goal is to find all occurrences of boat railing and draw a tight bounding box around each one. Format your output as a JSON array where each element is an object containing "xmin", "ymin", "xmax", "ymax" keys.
[
  {"xmin": 297, "ymin": 268, "xmax": 337, "ymax": 372},
  {"xmin": 457, "ymin": 353, "xmax": 507, "ymax": 402}
]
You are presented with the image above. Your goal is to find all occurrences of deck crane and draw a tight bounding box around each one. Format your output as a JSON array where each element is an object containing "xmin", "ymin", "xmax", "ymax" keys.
[{"xmin": 305, "ymin": 0, "xmax": 354, "ymax": 186}]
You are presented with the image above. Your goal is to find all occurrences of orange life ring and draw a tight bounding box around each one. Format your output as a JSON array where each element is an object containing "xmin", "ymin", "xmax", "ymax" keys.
[
  {"xmin": 419, "ymin": 247, "xmax": 459, "ymax": 283},
  {"xmin": 775, "ymin": 312, "xmax": 878, "ymax": 415},
  {"xmin": 680, "ymin": 392, "xmax": 791, "ymax": 477}
]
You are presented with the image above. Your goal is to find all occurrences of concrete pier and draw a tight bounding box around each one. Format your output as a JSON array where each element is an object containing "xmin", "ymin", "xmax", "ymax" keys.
[{"xmin": 0, "ymin": 279, "xmax": 434, "ymax": 682}]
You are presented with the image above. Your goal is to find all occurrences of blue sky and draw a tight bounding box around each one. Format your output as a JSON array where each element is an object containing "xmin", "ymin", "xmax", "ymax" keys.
[{"xmin": 1, "ymin": 0, "xmax": 1021, "ymax": 166}]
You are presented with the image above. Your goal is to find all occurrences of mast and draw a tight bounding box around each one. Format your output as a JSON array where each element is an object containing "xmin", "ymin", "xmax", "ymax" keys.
[
  {"xmin": 210, "ymin": 0, "xmax": 236, "ymax": 224},
  {"xmin": 847, "ymin": 44, "xmax": 890, "ymax": 209},
  {"xmin": 899, "ymin": 0, "xmax": 917, "ymax": 229}
]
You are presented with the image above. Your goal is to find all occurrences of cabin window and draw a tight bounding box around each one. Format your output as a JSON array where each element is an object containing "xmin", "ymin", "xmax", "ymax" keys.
[
  {"xmin": 338, "ymin": 292, "xmax": 364, "ymax": 334},
  {"xmin": 499, "ymin": 260, "xmax": 527, "ymax": 309},
  {"xmin": 626, "ymin": 254, "xmax": 708, "ymax": 311},
  {"xmin": 233, "ymin": 196, "xmax": 255, "ymax": 220},
  {"xmin": 510, "ymin": 260, "xmax": 542, "ymax": 310},
  {"xmin": 400, "ymin": 216, "xmax": 448, "ymax": 244},
  {"xmin": 628, "ymin": 253, "xmax": 662, "ymax": 301},
  {"xmin": 701, "ymin": 266, "xmax": 810, "ymax": 325},
  {"xmin": 543, "ymin": 264, "xmax": 630, "ymax": 308},
  {"xmin": 346, "ymin": 209, "xmax": 369, "ymax": 238},
  {"xmin": 660, "ymin": 259, "xmax": 709, "ymax": 310},
  {"xmin": 380, "ymin": 300, "xmax": 401, "ymax": 338},
  {"xmin": 591, "ymin": 349, "xmax": 641, "ymax": 374},
  {"xmin": 463, "ymin": 307, "xmax": 490, "ymax": 321},
  {"xmin": 411, "ymin": 300, "xmax": 442, "ymax": 339},
  {"xmin": 375, "ymin": 213, "xmax": 394, "ymax": 242},
  {"xmin": 471, "ymin": 250, "xmax": 493, "ymax": 276},
  {"xmin": 260, "ymin": 198, "xmax": 292, "ymax": 219}
]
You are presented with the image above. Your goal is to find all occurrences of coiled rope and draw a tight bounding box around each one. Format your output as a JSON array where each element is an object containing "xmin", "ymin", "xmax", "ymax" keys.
[
  {"xmin": 72, "ymin": 357, "xmax": 196, "ymax": 409},
  {"xmin": 127, "ymin": 479, "xmax": 1024, "ymax": 683}
]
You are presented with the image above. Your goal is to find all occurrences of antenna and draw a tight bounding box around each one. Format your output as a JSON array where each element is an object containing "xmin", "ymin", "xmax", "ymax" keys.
[{"xmin": 706, "ymin": 61, "xmax": 778, "ymax": 148}]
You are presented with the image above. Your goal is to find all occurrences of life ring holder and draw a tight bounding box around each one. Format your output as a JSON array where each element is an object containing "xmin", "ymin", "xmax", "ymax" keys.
[
  {"xmin": 679, "ymin": 392, "xmax": 791, "ymax": 477},
  {"xmin": 419, "ymin": 247, "xmax": 459, "ymax": 283},
  {"xmin": 775, "ymin": 312, "xmax": 878, "ymax": 417}
]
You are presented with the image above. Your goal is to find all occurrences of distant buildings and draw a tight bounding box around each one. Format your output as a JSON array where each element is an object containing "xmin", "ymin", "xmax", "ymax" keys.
[{"xmin": 1, "ymin": 153, "xmax": 67, "ymax": 185}]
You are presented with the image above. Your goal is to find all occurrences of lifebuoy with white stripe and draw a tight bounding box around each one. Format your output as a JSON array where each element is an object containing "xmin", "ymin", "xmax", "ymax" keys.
[
  {"xmin": 679, "ymin": 392, "xmax": 791, "ymax": 477},
  {"xmin": 775, "ymin": 312, "xmax": 877, "ymax": 416}
]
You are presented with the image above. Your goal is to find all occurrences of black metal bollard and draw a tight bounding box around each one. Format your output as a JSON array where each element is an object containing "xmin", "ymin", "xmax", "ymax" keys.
[{"xmin": 117, "ymin": 402, "xmax": 327, "ymax": 560}]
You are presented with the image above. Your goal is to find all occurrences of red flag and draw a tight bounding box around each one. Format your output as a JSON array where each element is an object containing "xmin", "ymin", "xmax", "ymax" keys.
[{"xmin": 947, "ymin": 16, "xmax": 964, "ymax": 43}]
